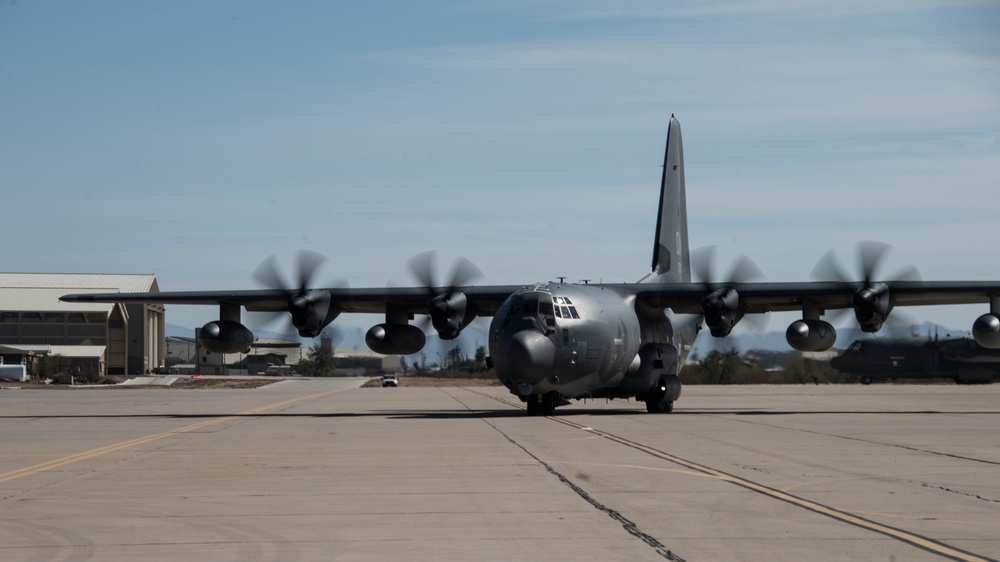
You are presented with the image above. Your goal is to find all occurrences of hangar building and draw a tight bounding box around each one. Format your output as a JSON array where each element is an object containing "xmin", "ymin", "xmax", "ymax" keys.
[{"xmin": 0, "ymin": 273, "xmax": 165, "ymax": 376}]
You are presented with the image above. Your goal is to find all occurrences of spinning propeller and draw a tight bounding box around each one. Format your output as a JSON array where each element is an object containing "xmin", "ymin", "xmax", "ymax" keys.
[
  {"xmin": 251, "ymin": 250, "xmax": 344, "ymax": 339},
  {"xmin": 810, "ymin": 241, "xmax": 921, "ymax": 333},
  {"xmin": 676, "ymin": 246, "xmax": 768, "ymax": 338},
  {"xmin": 407, "ymin": 250, "xmax": 483, "ymax": 340}
]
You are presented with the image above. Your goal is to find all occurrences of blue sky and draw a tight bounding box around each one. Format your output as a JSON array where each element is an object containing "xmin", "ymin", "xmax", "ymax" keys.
[{"xmin": 2, "ymin": 1, "xmax": 998, "ymax": 344}]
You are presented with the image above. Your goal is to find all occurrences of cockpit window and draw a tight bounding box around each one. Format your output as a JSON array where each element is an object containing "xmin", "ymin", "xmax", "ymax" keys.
[
  {"xmin": 551, "ymin": 297, "xmax": 580, "ymax": 320},
  {"xmin": 510, "ymin": 299, "xmax": 538, "ymax": 315},
  {"xmin": 552, "ymin": 297, "xmax": 580, "ymax": 320},
  {"xmin": 501, "ymin": 293, "xmax": 557, "ymax": 329},
  {"xmin": 849, "ymin": 342, "xmax": 863, "ymax": 351}
]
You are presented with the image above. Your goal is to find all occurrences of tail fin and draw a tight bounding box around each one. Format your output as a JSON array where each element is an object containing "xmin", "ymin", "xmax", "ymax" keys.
[{"xmin": 645, "ymin": 114, "xmax": 690, "ymax": 284}]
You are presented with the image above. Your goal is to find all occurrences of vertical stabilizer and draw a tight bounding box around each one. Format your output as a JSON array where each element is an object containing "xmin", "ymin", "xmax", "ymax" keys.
[{"xmin": 646, "ymin": 115, "xmax": 690, "ymax": 284}]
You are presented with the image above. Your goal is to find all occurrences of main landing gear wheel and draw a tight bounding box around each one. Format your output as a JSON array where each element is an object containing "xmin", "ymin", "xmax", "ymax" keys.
[
  {"xmin": 860, "ymin": 376, "xmax": 873, "ymax": 385},
  {"xmin": 540, "ymin": 392, "xmax": 556, "ymax": 416},
  {"xmin": 526, "ymin": 397, "xmax": 539, "ymax": 416},
  {"xmin": 645, "ymin": 399, "xmax": 674, "ymax": 414}
]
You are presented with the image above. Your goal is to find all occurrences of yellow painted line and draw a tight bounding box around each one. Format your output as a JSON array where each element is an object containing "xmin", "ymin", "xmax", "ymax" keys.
[
  {"xmin": 845, "ymin": 510, "xmax": 1000, "ymax": 529},
  {"xmin": 781, "ymin": 475, "xmax": 876, "ymax": 492},
  {"xmin": 548, "ymin": 416, "xmax": 994, "ymax": 562},
  {"xmin": 553, "ymin": 460, "xmax": 707, "ymax": 478},
  {"xmin": 0, "ymin": 389, "xmax": 348, "ymax": 485}
]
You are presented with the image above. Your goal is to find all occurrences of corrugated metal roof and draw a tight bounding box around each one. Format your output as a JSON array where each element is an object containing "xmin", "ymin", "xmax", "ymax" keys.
[
  {"xmin": 0, "ymin": 344, "xmax": 105, "ymax": 358},
  {"xmin": 0, "ymin": 273, "xmax": 156, "ymax": 293},
  {"xmin": 48, "ymin": 345, "xmax": 106, "ymax": 358},
  {"xmin": 4, "ymin": 344, "xmax": 50, "ymax": 353},
  {"xmin": 0, "ymin": 288, "xmax": 114, "ymax": 313}
]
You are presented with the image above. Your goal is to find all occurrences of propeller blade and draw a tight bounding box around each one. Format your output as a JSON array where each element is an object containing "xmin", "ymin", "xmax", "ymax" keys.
[
  {"xmin": 245, "ymin": 310, "xmax": 299, "ymax": 341},
  {"xmin": 448, "ymin": 257, "xmax": 483, "ymax": 289},
  {"xmin": 810, "ymin": 249, "xmax": 850, "ymax": 283},
  {"xmin": 889, "ymin": 264, "xmax": 922, "ymax": 283},
  {"xmin": 810, "ymin": 241, "xmax": 922, "ymax": 332},
  {"xmin": 295, "ymin": 250, "xmax": 328, "ymax": 293},
  {"xmin": 407, "ymin": 250, "xmax": 437, "ymax": 292},
  {"xmin": 857, "ymin": 240, "xmax": 891, "ymax": 283},
  {"xmin": 405, "ymin": 251, "xmax": 485, "ymax": 339},
  {"xmin": 252, "ymin": 255, "xmax": 292, "ymax": 293},
  {"xmin": 690, "ymin": 246, "xmax": 717, "ymax": 286},
  {"xmin": 666, "ymin": 310, "xmax": 702, "ymax": 339},
  {"xmin": 741, "ymin": 311, "xmax": 770, "ymax": 334},
  {"xmin": 249, "ymin": 251, "xmax": 340, "ymax": 338},
  {"xmin": 727, "ymin": 255, "xmax": 764, "ymax": 284}
]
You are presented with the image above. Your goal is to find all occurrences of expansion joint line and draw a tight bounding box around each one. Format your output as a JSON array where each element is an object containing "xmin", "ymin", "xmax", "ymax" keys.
[
  {"xmin": 547, "ymin": 415, "xmax": 996, "ymax": 562},
  {"xmin": 463, "ymin": 388, "xmax": 996, "ymax": 562},
  {"xmin": 440, "ymin": 388, "xmax": 686, "ymax": 562}
]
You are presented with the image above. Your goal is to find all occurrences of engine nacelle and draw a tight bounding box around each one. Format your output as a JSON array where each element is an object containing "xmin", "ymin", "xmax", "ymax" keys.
[
  {"xmin": 366, "ymin": 323, "xmax": 426, "ymax": 355},
  {"xmin": 429, "ymin": 291, "xmax": 471, "ymax": 340},
  {"xmin": 972, "ymin": 313, "xmax": 1000, "ymax": 349},
  {"xmin": 288, "ymin": 290, "xmax": 340, "ymax": 338},
  {"xmin": 703, "ymin": 287, "xmax": 742, "ymax": 337},
  {"xmin": 852, "ymin": 283, "xmax": 891, "ymax": 332},
  {"xmin": 786, "ymin": 319, "xmax": 837, "ymax": 352},
  {"xmin": 199, "ymin": 321, "xmax": 255, "ymax": 354}
]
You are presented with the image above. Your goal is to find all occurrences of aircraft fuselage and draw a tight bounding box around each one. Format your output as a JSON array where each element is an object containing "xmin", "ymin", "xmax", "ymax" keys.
[{"xmin": 489, "ymin": 282, "xmax": 679, "ymax": 404}]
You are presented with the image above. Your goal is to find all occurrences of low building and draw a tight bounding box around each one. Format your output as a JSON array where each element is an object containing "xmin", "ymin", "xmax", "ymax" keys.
[{"xmin": 0, "ymin": 273, "xmax": 164, "ymax": 376}]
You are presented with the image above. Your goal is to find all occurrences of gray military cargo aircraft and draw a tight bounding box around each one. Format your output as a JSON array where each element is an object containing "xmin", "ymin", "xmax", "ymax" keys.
[
  {"xmin": 831, "ymin": 335, "xmax": 1000, "ymax": 385},
  {"xmin": 61, "ymin": 115, "xmax": 1000, "ymax": 416}
]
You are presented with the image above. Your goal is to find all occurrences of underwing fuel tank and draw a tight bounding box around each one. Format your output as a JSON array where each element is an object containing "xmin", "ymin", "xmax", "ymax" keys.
[
  {"xmin": 365, "ymin": 323, "xmax": 426, "ymax": 355},
  {"xmin": 199, "ymin": 321, "xmax": 254, "ymax": 354}
]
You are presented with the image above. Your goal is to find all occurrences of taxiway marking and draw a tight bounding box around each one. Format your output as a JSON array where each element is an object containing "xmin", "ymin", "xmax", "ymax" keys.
[
  {"xmin": 462, "ymin": 390, "xmax": 995, "ymax": 561},
  {"xmin": 548, "ymin": 415, "xmax": 994, "ymax": 562},
  {"xmin": 0, "ymin": 389, "xmax": 349, "ymax": 486}
]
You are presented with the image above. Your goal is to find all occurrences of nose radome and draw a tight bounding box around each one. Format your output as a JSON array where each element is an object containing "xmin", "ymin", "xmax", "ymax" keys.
[{"xmin": 506, "ymin": 330, "xmax": 555, "ymax": 381}]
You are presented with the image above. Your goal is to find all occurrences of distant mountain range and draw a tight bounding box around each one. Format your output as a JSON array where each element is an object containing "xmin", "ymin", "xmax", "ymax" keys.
[{"xmin": 167, "ymin": 320, "xmax": 968, "ymax": 364}]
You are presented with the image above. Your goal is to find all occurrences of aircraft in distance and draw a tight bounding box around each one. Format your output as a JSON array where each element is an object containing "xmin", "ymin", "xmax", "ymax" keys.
[
  {"xmin": 62, "ymin": 115, "xmax": 1000, "ymax": 416},
  {"xmin": 831, "ymin": 335, "xmax": 1000, "ymax": 385}
]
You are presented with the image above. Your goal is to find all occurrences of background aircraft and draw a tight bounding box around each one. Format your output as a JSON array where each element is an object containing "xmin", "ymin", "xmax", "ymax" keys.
[
  {"xmin": 62, "ymin": 116, "xmax": 1000, "ymax": 416},
  {"xmin": 831, "ymin": 335, "xmax": 1000, "ymax": 385}
]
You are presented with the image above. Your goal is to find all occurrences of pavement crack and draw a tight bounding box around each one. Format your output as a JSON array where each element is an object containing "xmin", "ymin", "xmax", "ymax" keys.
[
  {"xmin": 441, "ymin": 389, "xmax": 687, "ymax": 562},
  {"xmin": 919, "ymin": 482, "xmax": 1000, "ymax": 504}
]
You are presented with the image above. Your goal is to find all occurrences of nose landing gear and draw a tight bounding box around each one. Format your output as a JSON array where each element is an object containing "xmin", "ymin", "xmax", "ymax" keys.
[{"xmin": 525, "ymin": 392, "xmax": 558, "ymax": 416}]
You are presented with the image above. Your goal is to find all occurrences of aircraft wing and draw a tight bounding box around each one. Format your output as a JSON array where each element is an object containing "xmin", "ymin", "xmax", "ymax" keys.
[
  {"xmin": 635, "ymin": 280, "xmax": 1000, "ymax": 315},
  {"xmin": 60, "ymin": 285, "xmax": 526, "ymax": 316},
  {"xmin": 62, "ymin": 279, "xmax": 1000, "ymax": 317},
  {"xmin": 61, "ymin": 278, "xmax": 1000, "ymax": 353}
]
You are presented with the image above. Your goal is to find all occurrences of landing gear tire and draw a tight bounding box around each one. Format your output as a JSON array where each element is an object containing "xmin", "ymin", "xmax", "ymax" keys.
[
  {"xmin": 525, "ymin": 393, "xmax": 557, "ymax": 416},
  {"xmin": 860, "ymin": 376, "xmax": 873, "ymax": 385},
  {"xmin": 540, "ymin": 392, "xmax": 556, "ymax": 416},
  {"xmin": 645, "ymin": 399, "xmax": 673, "ymax": 413},
  {"xmin": 526, "ymin": 397, "xmax": 539, "ymax": 416}
]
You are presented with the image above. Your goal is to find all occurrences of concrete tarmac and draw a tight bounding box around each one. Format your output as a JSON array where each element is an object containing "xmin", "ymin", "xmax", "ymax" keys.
[{"xmin": 1, "ymin": 381, "xmax": 998, "ymax": 561}]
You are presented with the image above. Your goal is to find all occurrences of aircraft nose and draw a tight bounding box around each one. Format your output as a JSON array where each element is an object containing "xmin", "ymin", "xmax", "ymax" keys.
[
  {"xmin": 505, "ymin": 329, "xmax": 556, "ymax": 381},
  {"xmin": 830, "ymin": 355, "xmax": 848, "ymax": 371}
]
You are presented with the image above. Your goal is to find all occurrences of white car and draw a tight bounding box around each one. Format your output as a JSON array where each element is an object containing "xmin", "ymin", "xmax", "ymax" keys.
[{"xmin": 381, "ymin": 374, "xmax": 398, "ymax": 387}]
